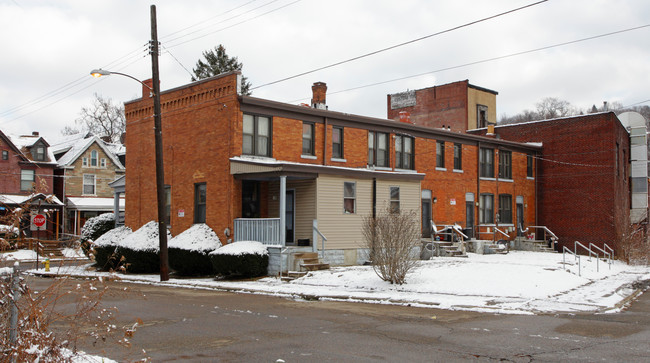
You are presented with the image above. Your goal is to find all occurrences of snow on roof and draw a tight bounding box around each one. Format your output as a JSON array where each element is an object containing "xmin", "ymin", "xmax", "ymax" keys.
[
  {"xmin": 0, "ymin": 193, "xmax": 63, "ymax": 206},
  {"xmin": 7, "ymin": 133, "xmax": 57, "ymax": 164},
  {"xmin": 168, "ymin": 223, "xmax": 222, "ymax": 252},
  {"xmin": 55, "ymin": 136, "xmax": 125, "ymax": 169},
  {"xmin": 94, "ymin": 225, "xmax": 132, "ymax": 247},
  {"xmin": 118, "ymin": 221, "xmax": 172, "ymax": 252},
  {"xmin": 67, "ymin": 197, "xmax": 124, "ymax": 211},
  {"xmin": 210, "ymin": 240, "xmax": 268, "ymax": 256}
]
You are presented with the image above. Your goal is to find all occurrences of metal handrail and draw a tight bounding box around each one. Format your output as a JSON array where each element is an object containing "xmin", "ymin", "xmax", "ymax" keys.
[
  {"xmin": 575, "ymin": 241, "xmax": 600, "ymax": 272},
  {"xmin": 313, "ymin": 220, "xmax": 327, "ymax": 258},
  {"xmin": 562, "ymin": 246, "xmax": 581, "ymax": 276},
  {"xmin": 530, "ymin": 226, "xmax": 558, "ymax": 239},
  {"xmin": 494, "ymin": 227, "xmax": 509, "ymax": 239},
  {"xmin": 603, "ymin": 243, "xmax": 614, "ymax": 259},
  {"xmin": 589, "ymin": 243, "xmax": 612, "ymax": 270}
]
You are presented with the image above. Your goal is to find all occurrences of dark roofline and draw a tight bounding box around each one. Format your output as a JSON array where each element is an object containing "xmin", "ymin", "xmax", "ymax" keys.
[
  {"xmin": 468, "ymin": 83, "xmax": 498, "ymax": 95},
  {"xmin": 240, "ymin": 96, "xmax": 539, "ymax": 152},
  {"xmin": 388, "ymin": 80, "xmax": 498, "ymax": 96}
]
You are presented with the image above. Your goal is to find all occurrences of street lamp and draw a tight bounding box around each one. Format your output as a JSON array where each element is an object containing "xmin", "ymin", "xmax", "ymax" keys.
[{"xmin": 89, "ymin": 5, "xmax": 169, "ymax": 281}]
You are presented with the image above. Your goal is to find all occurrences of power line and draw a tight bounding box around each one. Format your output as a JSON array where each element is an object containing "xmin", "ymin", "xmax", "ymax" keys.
[
  {"xmin": 251, "ymin": 0, "xmax": 549, "ymax": 91},
  {"xmin": 286, "ymin": 23, "xmax": 650, "ymax": 104}
]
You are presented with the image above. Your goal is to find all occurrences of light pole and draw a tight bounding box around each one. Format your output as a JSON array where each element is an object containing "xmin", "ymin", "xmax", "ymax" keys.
[{"xmin": 89, "ymin": 5, "xmax": 169, "ymax": 281}]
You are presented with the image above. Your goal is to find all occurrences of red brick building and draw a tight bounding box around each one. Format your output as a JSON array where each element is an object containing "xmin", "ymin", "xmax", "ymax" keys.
[
  {"xmin": 0, "ymin": 130, "xmax": 62, "ymax": 239},
  {"xmin": 469, "ymin": 113, "xmax": 635, "ymax": 255},
  {"xmin": 124, "ymin": 72, "xmax": 538, "ymax": 265}
]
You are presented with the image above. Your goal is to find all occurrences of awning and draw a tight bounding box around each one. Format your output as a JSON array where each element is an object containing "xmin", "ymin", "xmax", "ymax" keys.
[
  {"xmin": 67, "ymin": 197, "xmax": 125, "ymax": 211},
  {"xmin": 0, "ymin": 193, "xmax": 63, "ymax": 207}
]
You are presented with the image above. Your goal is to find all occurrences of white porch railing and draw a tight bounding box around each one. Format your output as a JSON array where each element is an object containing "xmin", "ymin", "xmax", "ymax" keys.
[{"xmin": 234, "ymin": 218, "xmax": 281, "ymax": 245}]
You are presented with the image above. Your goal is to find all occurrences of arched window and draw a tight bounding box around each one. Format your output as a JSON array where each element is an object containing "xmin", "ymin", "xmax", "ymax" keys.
[{"xmin": 90, "ymin": 150, "xmax": 98, "ymax": 167}]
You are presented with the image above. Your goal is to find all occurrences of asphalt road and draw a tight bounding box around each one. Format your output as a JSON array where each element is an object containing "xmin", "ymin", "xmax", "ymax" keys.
[{"xmin": 25, "ymin": 275, "xmax": 650, "ymax": 362}]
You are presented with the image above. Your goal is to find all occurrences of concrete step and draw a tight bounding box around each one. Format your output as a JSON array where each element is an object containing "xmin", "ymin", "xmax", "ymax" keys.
[
  {"xmin": 300, "ymin": 263, "xmax": 330, "ymax": 271},
  {"xmin": 301, "ymin": 258, "xmax": 320, "ymax": 265},
  {"xmin": 293, "ymin": 252, "xmax": 318, "ymax": 260}
]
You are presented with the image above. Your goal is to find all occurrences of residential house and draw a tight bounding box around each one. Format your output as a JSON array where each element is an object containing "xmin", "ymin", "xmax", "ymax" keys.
[
  {"xmin": 124, "ymin": 72, "xmax": 539, "ymax": 266},
  {"xmin": 0, "ymin": 130, "xmax": 63, "ymax": 239},
  {"xmin": 52, "ymin": 135, "xmax": 125, "ymax": 236}
]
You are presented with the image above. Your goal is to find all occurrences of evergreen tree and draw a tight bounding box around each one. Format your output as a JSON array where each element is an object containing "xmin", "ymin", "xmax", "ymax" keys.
[{"xmin": 191, "ymin": 45, "xmax": 252, "ymax": 95}]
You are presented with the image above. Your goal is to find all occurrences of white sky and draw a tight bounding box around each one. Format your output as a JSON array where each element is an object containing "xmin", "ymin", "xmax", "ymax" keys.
[{"xmin": 1, "ymin": 0, "xmax": 649, "ymax": 141}]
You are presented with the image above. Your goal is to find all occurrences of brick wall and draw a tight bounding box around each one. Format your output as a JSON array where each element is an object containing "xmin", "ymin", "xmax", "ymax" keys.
[{"xmin": 472, "ymin": 113, "xmax": 630, "ymax": 253}]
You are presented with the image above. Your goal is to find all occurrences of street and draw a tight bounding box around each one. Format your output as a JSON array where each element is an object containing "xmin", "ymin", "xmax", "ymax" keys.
[{"xmin": 27, "ymin": 275, "xmax": 650, "ymax": 362}]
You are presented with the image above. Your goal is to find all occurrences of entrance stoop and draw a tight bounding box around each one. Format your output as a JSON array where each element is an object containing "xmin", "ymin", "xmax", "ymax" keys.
[{"xmin": 294, "ymin": 252, "xmax": 330, "ymax": 272}]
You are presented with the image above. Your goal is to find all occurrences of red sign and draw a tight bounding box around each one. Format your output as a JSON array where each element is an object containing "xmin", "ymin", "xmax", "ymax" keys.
[{"xmin": 33, "ymin": 214, "xmax": 46, "ymax": 227}]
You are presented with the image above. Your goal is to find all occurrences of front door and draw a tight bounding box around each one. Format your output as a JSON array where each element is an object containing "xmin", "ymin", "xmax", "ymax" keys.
[
  {"xmin": 421, "ymin": 190, "xmax": 432, "ymax": 237},
  {"xmin": 516, "ymin": 196, "xmax": 524, "ymax": 236},
  {"xmin": 242, "ymin": 180, "xmax": 260, "ymax": 218},
  {"xmin": 465, "ymin": 193, "xmax": 475, "ymax": 239},
  {"xmin": 285, "ymin": 189, "xmax": 295, "ymax": 243}
]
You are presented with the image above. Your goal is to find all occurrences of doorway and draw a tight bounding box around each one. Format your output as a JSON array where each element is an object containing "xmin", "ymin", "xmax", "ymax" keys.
[
  {"xmin": 421, "ymin": 189, "xmax": 432, "ymax": 237},
  {"xmin": 285, "ymin": 189, "xmax": 295, "ymax": 243},
  {"xmin": 242, "ymin": 180, "xmax": 260, "ymax": 218},
  {"xmin": 465, "ymin": 193, "xmax": 475, "ymax": 239},
  {"xmin": 516, "ymin": 196, "xmax": 524, "ymax": 236}
]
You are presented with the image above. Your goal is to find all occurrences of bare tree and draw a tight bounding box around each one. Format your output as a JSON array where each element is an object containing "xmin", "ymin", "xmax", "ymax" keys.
[
  {"xmin": 63, "ymin": 93, "xmax": 125, "ymax": 143},
  {"xmin": 535, "ymin": 97, "xmax": 575, "ymax": 119},
  {"xmin": 362, "ymin": 207, "xmax": 421, "ymax": 285}
]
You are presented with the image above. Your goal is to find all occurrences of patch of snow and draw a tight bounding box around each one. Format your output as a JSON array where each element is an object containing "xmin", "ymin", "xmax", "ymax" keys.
[
  {"xmin": 81, "ymin": 213, "xmax": 115, "ymax": 237},
  {"xmin": 94, "ymin": 226, "xmax": 132, "ymax": 247},
  {"xmin": 168, "ymin": 223, "xmax": 221, "ymax": 252},
  {"xmin": 0, "ymin": 267, "xmax": 13, "ymax": 275},
  {"xmin": 1, "ymin": 249, "xmax": 38, "ymax": 260},
  {"xmin": 210, "ymin": 240, "xmax": 267, "ymax": 256},
  {"xmin": 118, "ymin": 221, "xmax": 171, "ymax": 252},
  {"xmin": 61, "ymin": 247, "xmax": 85, "ymax": 258},
  {"xmin": 0, "ymin": 224, "xmax": 19, "ymax": 234}
]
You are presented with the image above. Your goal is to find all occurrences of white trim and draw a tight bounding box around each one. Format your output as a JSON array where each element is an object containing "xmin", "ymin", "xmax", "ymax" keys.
[
  {"xmin": 453, "ymin": 169, "xmax": 464, "ymax": 173},
  {"xmin": 300, "ymin": 154, "xmax": 317, "ymax": 160},
  {"xmin": 435, "ymin": 167, "xmax": 447, "ymax": 171},
  {"xmin": 480, "ymin": 177, "xmax": 496, "ymax": 181},
  {"xmin": 499, "ymin": 178, "xmax": 514, "ymax": 183},
  {"xmin": 82, "ymin": 174, "xmax": 97, "ymax": 196},
  {"xmin": 331, "ymin": 158, "xmax": 347, "ymax": 163}
]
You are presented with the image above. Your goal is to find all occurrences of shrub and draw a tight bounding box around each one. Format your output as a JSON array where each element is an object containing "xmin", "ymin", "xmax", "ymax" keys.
[
  {"xmin": 117, "ymin": 221, "xmax": 171, "ymax": 274},
  {"xmin": 209, "ymin": 241, "xmax": 268, "ymax": 278},
  {"xmin": 362, "ymin": 207, "xmax": 421, "ymax": 285},
  {"xmin": 79, "ymin": 213, "xmax": 115, "ymax": 258},
  {"xmin": 169, "ymin": 224, "xmax": 221, "ymax": 276},
  {"xmin": 92, "ymin": 226, "xmax": 131, "ymax": 271}
]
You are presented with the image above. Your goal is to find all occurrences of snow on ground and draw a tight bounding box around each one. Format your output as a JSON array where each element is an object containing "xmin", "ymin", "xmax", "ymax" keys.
[
  {"xmin": 29, "ymin": 251, "xmax": 650, "ymax": 315},
  {"xmin": 61, "ymin": 247, "xmax": 85, "ymax": 258},
  {"xmin": 1, "ymin": 249, "xmax": 38, "ymax": 261},
  {"xmin": 168, "ymin": 223, "xmax": 221, "ymax": 252}
]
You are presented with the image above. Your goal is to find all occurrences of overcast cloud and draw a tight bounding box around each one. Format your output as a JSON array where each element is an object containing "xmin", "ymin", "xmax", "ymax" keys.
[{"xmin": 1, "ymin": 0, "xmax": 648, "ymax": 141}]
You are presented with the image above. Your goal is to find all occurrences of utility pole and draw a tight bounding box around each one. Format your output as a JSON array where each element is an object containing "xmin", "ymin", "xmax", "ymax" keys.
[{"xmin": 150, "ymin": 4, "xmax": 169, "ymax": 281}]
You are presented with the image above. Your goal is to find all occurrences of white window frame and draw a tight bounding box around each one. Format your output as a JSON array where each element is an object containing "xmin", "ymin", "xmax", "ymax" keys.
[
  {"xmin": 390, "ymin": 186, "xmax": 400, "ymax": 213},
  {"xmin": 82, "ymin": 157, "xmax": 88, "ymax": 167},
  {"xmin": 20, "ymin": 169, "xmax": 35, "ymax": 191},
  {"xmin": 100, "ymin": 158, "xmax": 106, "ymax": 168},
  {"xmin": 83, "ymin": 174, "xmax": 96, "ymax": 195},
  {"xmin": 90, "ymin": 150, "xmax": 98, "ymax": 167},
  {"xmin": 343, "ymin": 181, "xmax": 356, "ymax": 214}
]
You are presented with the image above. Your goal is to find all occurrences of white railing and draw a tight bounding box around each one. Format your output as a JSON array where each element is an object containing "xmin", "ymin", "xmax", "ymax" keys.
[
  {"xmin": 604, "ymin": 243, "xmax": 614, "ymax": 259},
  {"xmin": 562, "ymin": 246, "xmax": 581, "ymax": 276},
  {"xmin": 234, "ymin": 218, "xmax": 281, "ymax": 245},
  {"xmin": 313, "ymin": 220, "xmax": 327, "ymax": 258},
  {"xmin": 589, "ymin": 243, "xmax": 612, "ymax": 270}
]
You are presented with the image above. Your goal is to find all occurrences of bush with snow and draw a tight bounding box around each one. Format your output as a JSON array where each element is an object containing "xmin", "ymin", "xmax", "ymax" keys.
[
  {"xmin": 168, "ymin": 223, "xmax": 221, "ymax": 276},
  {"xmin": 93, "ymin": 226, "xmax": 132, "ymax": 270},
  {"xmin": 117, "ymin": 221, "xmax": 172, "ymax": 273},
  {"xmin": 209, "ymin": 241, "xmax": 268, "ymax": 278},
  {"xmin": 80, "ymin": 213, "xmax": 115, "ymax": 258}
]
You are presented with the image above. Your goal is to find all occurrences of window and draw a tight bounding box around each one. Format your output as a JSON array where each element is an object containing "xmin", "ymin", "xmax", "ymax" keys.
[
  {"xmin": 83, "ymin": 174, "xmax": 96, "ymax": 195},
  {"xmin": 395, "ymin": 135, "xmax": 414, "ymax": 169},
  {"xmin": 100, "ymin": 158, "xmax": 106, "ymax": 168},
  {"xmin": 498, "ymin": 194, "xmax": 512, "ymax": 224},
  {"xmin": 332, "ymin": 127, "xmax": 343, "ymax": 159},
  {"xmin": 479, "ymin": 193, "xmax": 494, "ymax": 224},
  {"xmin": 498, "ymin": 150, "xmax": 512, "ymax": 179},
  {"xmin": 90, "ymin": 150, "xmax": 98, "ymax": 167},
  {"xmin": 453, "ymin": 143, "xmax": 462, "ymax": 170},
  {"xmin": 82, "ymin": 157, "xmax": 88, "ymax": 167},
  {"xmin": 343, "ymin": 182, "xmax": 355, "ymax": 214},
  {"xmin": 368, "ymin": 131, "xmax": 389, "ymax": 167},
  {"xmin": 20, "ymin": 170, "xmax": 34, "ymax": 191},
  {"xmin": 477, "ymin": 105, "xmax": 488, "ymax": 128},
  {"xmin": 194, "ymin": 183, "xmax": 207, "ymax": 223},
  {"xmin": 243, "ymin": 114, "xmax": 271, "ymax": 157},
  {"xmin": 527, "ymin": 154, "xmax": 534, "ymax": 178},
  {"xmin": 390, "ymin": 186, "xmax": 400, "ymax": 213},
  {"xmin": 479, "ymin": 148, "xmax": 494, "ymax": 178},
  {"xmin": 2, "ymin": 150, "xmax": 8, "ymax": 160},
  {"xmin": 302, "ymin": 122, "xmax": 314, "ymax": 156},
  {"xmin": 436, "ymin": 141, "xmax": 445, "ymax": 168},
  {"xmin": 164, "ymin": 185, "xmax": 171, "ymax": 226},
  {"xmin": 33, "ymin": 145, "xmax": 45, "ymax": 161}
]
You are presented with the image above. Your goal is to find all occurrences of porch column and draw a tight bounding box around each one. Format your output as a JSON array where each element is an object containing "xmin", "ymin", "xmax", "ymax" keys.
[
  {"xmin": 279, "ymin": 176, "xmax": 286, "ymax": 247},
  {"xmin": 113, "ymin": 192, "xmax": 121, "ymax": 227}
]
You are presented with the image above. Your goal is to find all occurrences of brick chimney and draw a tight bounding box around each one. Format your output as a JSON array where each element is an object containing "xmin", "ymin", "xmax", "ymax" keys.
[
  {"xmin": 32, "ymin": 131, "xmax": 39, "ymax": 136},
  {"xmin": 142, "ymin": 79, "xmax": 154, "ymax": 98},
  {"xmin": 311, "ymin": 82, "xmax": 327, "ymax": 110},
  {"xmin": 399, "ymin": 111, "xmax": 411, "ymax": 124}
]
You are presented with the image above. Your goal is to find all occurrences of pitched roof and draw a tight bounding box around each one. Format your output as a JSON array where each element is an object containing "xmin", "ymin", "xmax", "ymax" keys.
[{"xmin": 55, "ymin": 135, "xmax": 125, "ymax": 169}]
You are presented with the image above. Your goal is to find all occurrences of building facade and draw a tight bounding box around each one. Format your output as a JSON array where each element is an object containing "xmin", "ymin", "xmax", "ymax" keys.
[{"xmin": 124, "ymin": 72, "xmax": 538, "ymax": 265}]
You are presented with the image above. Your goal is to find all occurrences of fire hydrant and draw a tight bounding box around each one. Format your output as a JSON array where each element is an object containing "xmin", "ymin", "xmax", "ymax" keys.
[{"xmin": 44, "ymin": 258, "xmax": 50, "ymax": 272}]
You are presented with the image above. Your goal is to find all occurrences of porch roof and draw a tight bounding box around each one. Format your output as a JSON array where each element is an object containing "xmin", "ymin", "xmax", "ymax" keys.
[
  {"xmin": 230, "ymin": 156, "xmax": 425, "ymax": 181},
  {"xmin": 67, "ymin": 197, "xmax": 125, "ymax": 211},
  {"xmin": 0, "ymin": 193, "xmax": 63, "ymax": 208}
]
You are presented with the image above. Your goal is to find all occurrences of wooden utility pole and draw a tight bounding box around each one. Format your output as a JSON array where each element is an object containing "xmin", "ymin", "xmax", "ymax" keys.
[{"xmin": 150, "ymin": 4, "xmax": 169, "ymax": 281}]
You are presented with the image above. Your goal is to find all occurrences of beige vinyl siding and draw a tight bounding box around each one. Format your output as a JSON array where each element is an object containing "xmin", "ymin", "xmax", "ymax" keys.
[
  {"xmin": 315, "ymin": 175, "xmax": 421, "ymax": 250},
  {"xmin": 375, "ymin": 179, "xmax": 421, "ymax": 216},
  {"xmin": 268, "ymin": 179, "xmax": 316, "ymax": 243}
]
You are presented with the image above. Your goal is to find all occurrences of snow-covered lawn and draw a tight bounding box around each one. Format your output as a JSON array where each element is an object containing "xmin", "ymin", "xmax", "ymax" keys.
[{"xmin": 27, "ymin": 251, "xmax": 650, "ymax": 315}]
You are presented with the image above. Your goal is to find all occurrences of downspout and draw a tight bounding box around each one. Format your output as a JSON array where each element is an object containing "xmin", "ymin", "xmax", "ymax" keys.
[
  {"xmin": 61, "ymin": 168, "xmax": 66, "ymax": 235},
  {"xmin": 476, "ymin": 142, "xmax": 481, "ymax": 239},
  {"xmin": 372, "ymin": 178, "xmax": 377, "ymax": 218},
  {"xmin": 323, "ymin": 117, "xmax": 328, "ymax": 166}
]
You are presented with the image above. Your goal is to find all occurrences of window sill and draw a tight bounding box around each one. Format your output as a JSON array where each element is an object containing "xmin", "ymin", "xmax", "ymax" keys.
[
  {"xmin": 435, "ymin": 167, "xmax": 447, "ymax": 171},
  {"xmin": 394, "ymin": 168, "xmax": 416, "ymax": 173},
  {"xmin": 453, "ymin": 169, "xmax": 464, "ymax": 173},
  {"xmin": 499, "ymin": 178, "xmax": 514, "ymax": 183},
  {"xmin": 480, "ymin": 177, "xmax": 496, "ymax": 181},
  {"xmin": 527, "ymin": 177, "xmax": 535, "ymax": 180},
  {"xmin": 301, "ymin": 154, "xmax": 317, "ymax": 160},
  {"xmin": 368, "ymin": 165, "xmax": 391, "ymax": 171},
  {"xmin": 331, "ymin": 158, "xmax": 347, "ymax": 163}
]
